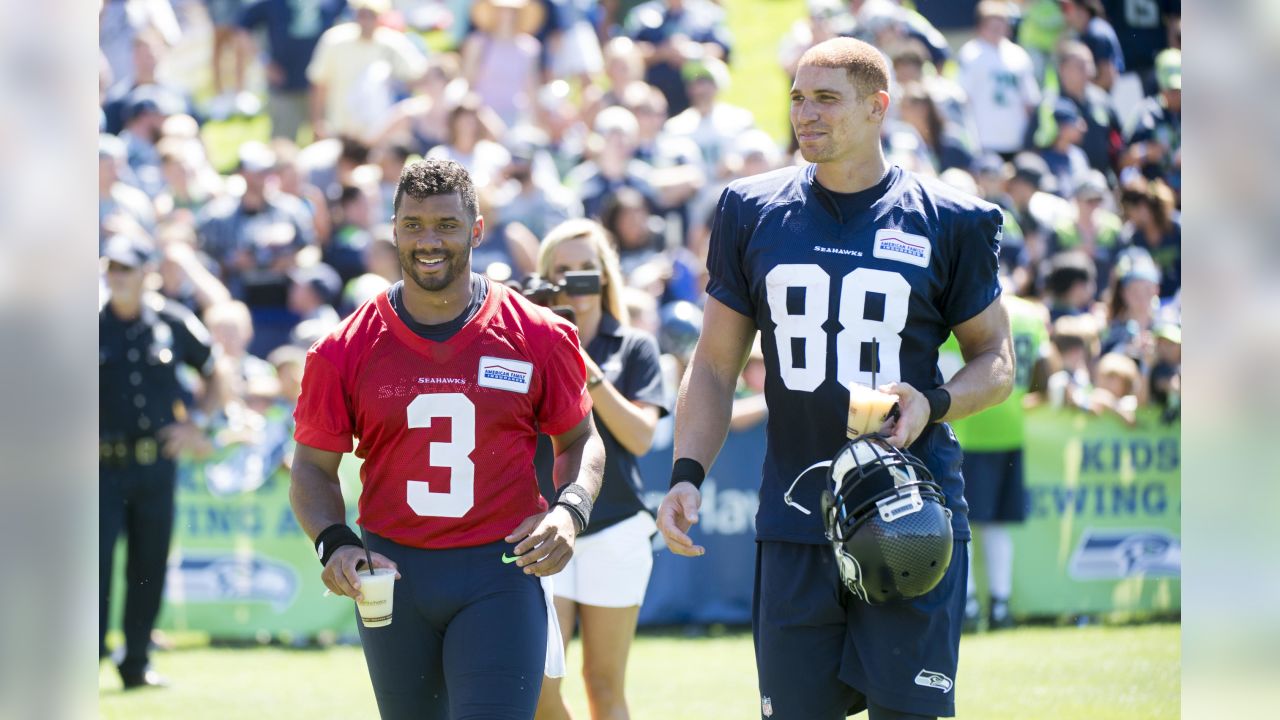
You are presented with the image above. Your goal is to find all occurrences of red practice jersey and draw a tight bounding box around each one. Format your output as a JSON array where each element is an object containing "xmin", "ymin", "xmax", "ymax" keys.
[{"xmin": 294, "ymin": 281, "xmax": 592, "ymax": 549}]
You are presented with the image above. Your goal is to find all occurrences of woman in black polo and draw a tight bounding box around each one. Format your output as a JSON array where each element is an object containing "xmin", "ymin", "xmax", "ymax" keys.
[{"xmin": 533, "ymin": 219, "xmax": 667, "ymax": 720}]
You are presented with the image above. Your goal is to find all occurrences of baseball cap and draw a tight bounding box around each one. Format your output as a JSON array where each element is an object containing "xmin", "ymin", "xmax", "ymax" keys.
[
  {"xmin": 1074, "ymin": 170, "xmax": 1109, "ymax": 201},
  {"xmin": 101, "ymin": 234, "xmax": 156, "ymax": 268},
  {"xmin": 1011, "ymin": 152, "xmax": 1055, "ymax": 192},
  {"xmin": 1153, "ymin": 322, "xmax": 1181, "ymax": 345},
  {"xmin": 99, "ymin": 133, "xmax": 127, "ymax": 161},
  {"xmin": 1155, "ymin": 48, "xmax": 1181, "ymax": 91},
  {"xmin": 972, "ymin": 153, "xmax": 1010, "ymax": 178},
  {"xmin": 1115, "ymin": 249, "xmax": 1161, "ymax": 285},
  {"xmin": 1051, "ymin": 98, "xmax": 1083, "ymax": 127},
  {"xmin": 238, "ymin": 141, "xmax": 277, "ymax": 174},
  {"xmin": 289, "ymin": 263, "xmax": 343, "ymax": 306},
  {"xmin": 681, "ymin": 57, "xmax": 731, "ymax": 91}
]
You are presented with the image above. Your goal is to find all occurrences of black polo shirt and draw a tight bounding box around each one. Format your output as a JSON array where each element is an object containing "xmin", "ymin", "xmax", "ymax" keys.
[{"xmin": 536, "ymin": 313, "xmax": 668, "ymax": 536}]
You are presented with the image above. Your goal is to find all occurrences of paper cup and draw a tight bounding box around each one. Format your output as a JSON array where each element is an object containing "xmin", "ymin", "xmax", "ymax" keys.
[
  {"xmin": 355, "ymin": 567, "xmax": 396, "ymax": 628},
  {"xmin": 847, "ymin": 384, "xmax": 899, "ymax": 438}
]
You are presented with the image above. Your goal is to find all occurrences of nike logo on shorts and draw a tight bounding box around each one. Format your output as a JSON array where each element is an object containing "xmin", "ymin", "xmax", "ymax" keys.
[{"xmin": 501, "ymin": 553, "xmax": 519, "ymax": 564}]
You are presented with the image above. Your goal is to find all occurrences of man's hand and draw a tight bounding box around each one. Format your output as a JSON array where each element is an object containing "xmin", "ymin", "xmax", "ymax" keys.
[
  {"xmin": 657, "ymin": 482, "xmax": 705, "ymax": 557},
  {"xmin": 878, "ymin": 382, "xmax": 930, "ymax": 448},
  {"xmin": 322, "ymin": 546, "xmax": 399, "ymax": 602},
  {"xmin": 504, "ymin": 506, "xmax": 578, "ymax": 576}
]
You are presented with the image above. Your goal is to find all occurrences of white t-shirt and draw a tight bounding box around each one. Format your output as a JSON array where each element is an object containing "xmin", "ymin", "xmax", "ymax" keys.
[
  {"xmin": 663, "ymin": 103, "xmax": 755, "ymax": 172},
  {"xmin": 307, "ymin": 23, "xmax": 427, "ymax": 139},
  {"xmin": 958, "ymin": 38, "xmax": 1041, "ymax": 154}
]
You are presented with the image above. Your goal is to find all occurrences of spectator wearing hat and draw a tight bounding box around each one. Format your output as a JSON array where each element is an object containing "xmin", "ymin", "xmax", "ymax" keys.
[
  {"xmin": 1148, "ymin": 320, "xmax": 1180, "ymax": 421},
  {"xmin": 958, "ymin": 1, "xmax": 1041, "ymax": 158},
  {"xmin": 493, "ymin": 128, "xmax": 583, "ymax": 242},
  {"xmin": 100, "ymin": 234, "xmax": 222, "ymax": 690},
  {"xmin": 102, "ymin": 29, "xmax": 192, "ymax": 135},
  {"xmin": 1006, "ymin": 152, "xmax": 1072, "ymax": 269},
  {"xmin": 99, "ymin": 134, "xmax": 157, "ymax": 242},
  {"xmin": 463, "ymin": 0, "xmax": 546, "ymax": 127},
  {"xmin": 1049, "ymin": 169, "xmax": 1123, "ymax": 285},
  {"xmin": 238, "ymin": 0, "xmax": 347, "ymax": 142},
  {"xmin": 306, "ymin": 0, "xmax": 427, "ymax": 141},
  {"xmin": 1100, "ymin": 248, "xmax": 1160, "ymax": 361},
  {"xmin": 565, "ymin": 106, "xmax": 659, "ymax": 219},
  {"xmin": 1118, "ymin": 176, "xmax": 1180, "ymax": 298},
  {"xmin": 663, "ymin": 57, "xmax": 753, "ymax": 175},
  {"xmin": 1029, "ymin": 41, "xmax": 1124, "ymax": 174},
  {"xmin": 118, "ymin": 87, "xmax": 178, "ymax": 199},
  {"xmin": 1060, "ymin": 0, "xmax": 1125, "ymax": 92},
  {"xmin": 195, "ymin": 142, "xmax": 314, "ymax": 316},
  {"xmin": 1037, "ymin": 98, "xmax": 1092, "ymax": 199},
  {"xmin": 623, "ymin": 0, "xmax": 732, "ymax": 117},
  {"xmin": 287, "ymin": 262, "xmax": 343, "ymax": 346},
  {"xmin": 1123, "ymin": 48, "xmax": 1181, "ymax": 193}
]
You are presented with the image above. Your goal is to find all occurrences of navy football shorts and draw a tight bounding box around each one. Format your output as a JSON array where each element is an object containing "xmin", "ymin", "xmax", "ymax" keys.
[
  {"xmin": 358, "ymin": 532, "xmax": 548, "ymax": 720},
  {"xmin": 960, "ymin": 449, "xmax": 1026, "ymax": 523},
  {"xmin": 753, "ymin": 540, "xmax": 969, "ymax": 718}
]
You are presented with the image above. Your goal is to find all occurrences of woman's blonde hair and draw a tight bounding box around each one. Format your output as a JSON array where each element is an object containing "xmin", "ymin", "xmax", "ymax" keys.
[{"xmin": 537, "ymin": 218, "xmax": 627, "ymax": 325}]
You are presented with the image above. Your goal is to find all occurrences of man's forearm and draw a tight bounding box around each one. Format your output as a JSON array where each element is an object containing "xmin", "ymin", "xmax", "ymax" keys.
[
  {"xmin": 940, "ymin": 349, "xmax": 1014, "ymax": 423},
  {"xmin": 289, "ymin": 461, "xmax": 348, "ymax": 541},
  {"xmin": 672, "ymin": 351, "xmax": 739, "ymax": 471},
  {"xmin": 554, "ymin": 423, "xmax": 606, "ymax": 499}
]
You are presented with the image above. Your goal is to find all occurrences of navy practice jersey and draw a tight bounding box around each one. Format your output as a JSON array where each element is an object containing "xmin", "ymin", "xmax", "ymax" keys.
[{"xmin": 706, "ymin": 164, "xmax": 1003, "ymax": 544}]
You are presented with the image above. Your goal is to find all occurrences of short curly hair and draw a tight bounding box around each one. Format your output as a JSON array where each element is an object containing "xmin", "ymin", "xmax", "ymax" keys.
[{"xmin": 393, "ymin": 158, "xmax": 478, "ymax": 220}]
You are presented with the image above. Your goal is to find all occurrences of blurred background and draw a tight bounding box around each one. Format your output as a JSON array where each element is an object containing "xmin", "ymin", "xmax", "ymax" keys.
[{"xmin": 22, "ymin": 0, "xmax": 1280, "ymax": 717}]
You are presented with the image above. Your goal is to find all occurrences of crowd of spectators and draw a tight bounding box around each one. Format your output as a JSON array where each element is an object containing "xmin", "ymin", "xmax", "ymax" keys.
[{"xmin": 99, "ymin": 0, "xmax": 1181, "ymax": 479}]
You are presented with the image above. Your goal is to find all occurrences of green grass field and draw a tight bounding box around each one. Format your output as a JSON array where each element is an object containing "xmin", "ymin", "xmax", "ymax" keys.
[{"xmin": 100, "ymin": 623, "xmax": 1179, "ymax": 719}]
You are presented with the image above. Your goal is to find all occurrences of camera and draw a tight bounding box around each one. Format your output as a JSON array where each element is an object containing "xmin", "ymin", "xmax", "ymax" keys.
[{"xmin": 514, "ymin": 271, "xmax": 601, "ymax": 323}]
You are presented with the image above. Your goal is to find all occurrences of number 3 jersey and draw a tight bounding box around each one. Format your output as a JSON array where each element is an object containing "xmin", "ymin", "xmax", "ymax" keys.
[
  {"xmin": 707, "ymin": 164, "xmax": 1004, "ymax": 544},
  {"xmin": 294, "ymin": 280, "xmax": 593, "ymax": 549}
]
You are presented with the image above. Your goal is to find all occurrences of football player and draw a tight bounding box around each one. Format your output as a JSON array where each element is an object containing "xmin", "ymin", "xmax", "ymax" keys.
[
  {"xmin": 657, "ymin": 38, "xmax": 1014, "ymax": 720},
  {"xmin": 290, "ymin": 159, "xmax": 606, "ymax": 720}
]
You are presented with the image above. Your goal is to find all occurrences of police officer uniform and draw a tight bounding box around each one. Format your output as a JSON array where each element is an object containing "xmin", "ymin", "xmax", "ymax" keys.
[{"xmin": 99, "ymin": 236, "xmax": 215, "ymax": 688}]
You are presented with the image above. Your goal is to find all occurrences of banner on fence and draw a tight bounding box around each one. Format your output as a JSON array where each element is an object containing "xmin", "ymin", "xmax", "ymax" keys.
[{"xmin": 131, "ymin": 409, "xmax": 1177, "ymax": 638}]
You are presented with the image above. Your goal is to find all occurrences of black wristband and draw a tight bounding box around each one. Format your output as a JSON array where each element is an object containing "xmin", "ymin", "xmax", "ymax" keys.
[
  {"xmin": 555, "ymin": 483, "xmax": 593, "ymax": 533},
  {"xmin": 923, "ymin": 387, "xmax": 952, "ymax": 424},
  {"xmin": 315, "ymin": 523, "xmax": 363, "ymax": 567},
  {"xmin": 669, "ymin": 457, "xmax": 707, "ymax": 490}
]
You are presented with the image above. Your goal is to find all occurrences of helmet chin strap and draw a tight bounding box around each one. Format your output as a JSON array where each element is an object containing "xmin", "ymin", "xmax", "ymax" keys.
[{"xmin": 783, "ymin": 459, "xmax": 833, "ymax": 516}]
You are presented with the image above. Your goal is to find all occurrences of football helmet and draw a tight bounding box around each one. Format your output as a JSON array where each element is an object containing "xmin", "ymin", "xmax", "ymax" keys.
[{"xmin": 819, "ymin": 434, "xmax": 954, "ymax": 604}]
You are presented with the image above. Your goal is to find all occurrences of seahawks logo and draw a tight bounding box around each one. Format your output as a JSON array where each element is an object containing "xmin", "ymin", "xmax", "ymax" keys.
[{"xmin": 914, "ymin": 669, "xmax": 953, "ymax": 693}]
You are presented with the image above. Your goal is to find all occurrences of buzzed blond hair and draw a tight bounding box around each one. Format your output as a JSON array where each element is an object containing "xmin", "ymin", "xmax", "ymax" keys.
[{"xmin": 797, "ymin": 37, "xmax": 890, "ymax": 100}]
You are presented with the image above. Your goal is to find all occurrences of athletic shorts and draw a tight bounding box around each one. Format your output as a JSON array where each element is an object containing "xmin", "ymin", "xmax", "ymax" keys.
[
  {"xmin": 358, "ymin": 533, "xmax": 549, "ymax": 720},
  {"xmin": 552, "ymin": 511, "xmax": 656, "ymax": 608},
  {"xmin": 960, "ymin": 449, "xmax": 1026, "ymax": 523},
  {"xmin": 753, "ymin": 540, "xmax": 969, "ymax": 719}
]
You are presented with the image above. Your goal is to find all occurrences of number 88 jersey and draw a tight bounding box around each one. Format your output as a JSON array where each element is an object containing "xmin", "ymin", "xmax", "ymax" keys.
[
  {"xmin": 294, "ymin": 281, "xmax": 593, "ymax": 549},
  {"xmin": 706, "ymin": 164, "xmax": 1003, "ymax": 544}
]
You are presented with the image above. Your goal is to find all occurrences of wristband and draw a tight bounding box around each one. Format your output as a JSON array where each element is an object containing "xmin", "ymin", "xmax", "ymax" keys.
[
  {"xmin": 923, "ymin": 387, "xmax": 952, "ymax": 424},
  {"xmin": 315, "ymin": 523, "xmax": 363, "ymax": 567},
  {"xmin": 586, "ymin": 373, "xmax": 604, "ymax": 389},
  {"xmin": 555, "ymin": 483, "xmax": 593, "ymax": 533},
  {"xmin": 669, "ymin": 457, "xmax": 706, "ymax": 490}
]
